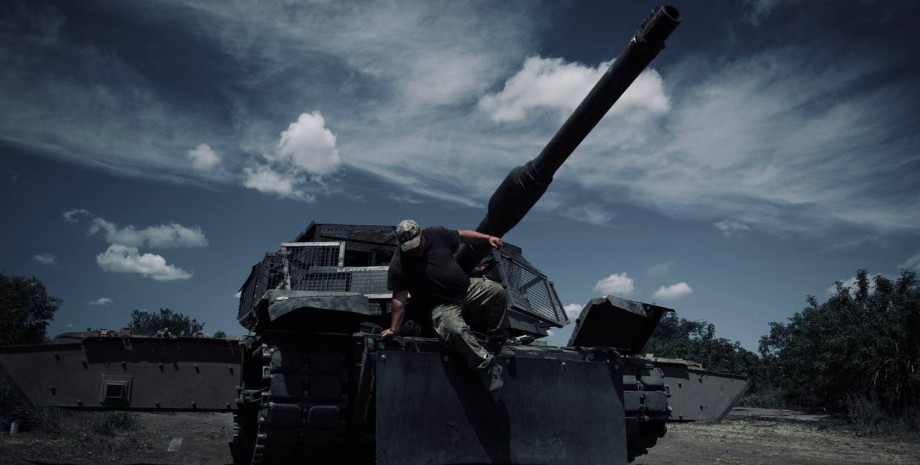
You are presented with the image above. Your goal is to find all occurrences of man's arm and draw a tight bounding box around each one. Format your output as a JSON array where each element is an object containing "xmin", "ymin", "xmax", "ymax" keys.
[
  {"xmin": 459, "ymin": 230, "xmax": 503, "ymax": 249},
  {"xmin": 381, "ymin": 289, "xmax": 409, "ymax": 341}
]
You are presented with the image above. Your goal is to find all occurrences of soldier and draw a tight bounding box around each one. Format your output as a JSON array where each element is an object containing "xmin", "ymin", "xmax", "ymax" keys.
[{"xmin": 382, "ymin": 219, "xmax": 506, "ymax": 392}]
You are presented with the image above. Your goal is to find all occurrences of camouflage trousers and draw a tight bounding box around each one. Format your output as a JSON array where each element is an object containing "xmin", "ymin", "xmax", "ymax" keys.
[{"xmin": 431, "ymin": 278, "xmax": 506, "ymax": 370}]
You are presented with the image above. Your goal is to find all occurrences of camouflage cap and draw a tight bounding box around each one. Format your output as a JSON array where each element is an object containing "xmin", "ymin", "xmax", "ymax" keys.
[{"xmin": 396, "ymin": 219, "xmax": 422, "ymax": 252}]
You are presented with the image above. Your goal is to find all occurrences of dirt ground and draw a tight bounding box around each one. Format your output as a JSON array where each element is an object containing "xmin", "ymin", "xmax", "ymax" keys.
[
  {"xmin": 0, "ymin": 412, "xmax": 918, "ymax": 464},
  {"xmin": 637, "ymin": 419, "xmax": 919, "ymax": 465}
]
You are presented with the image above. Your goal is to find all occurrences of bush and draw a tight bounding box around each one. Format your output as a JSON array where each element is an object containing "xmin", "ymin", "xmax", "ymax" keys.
[{"xmin": 845, "ymin": 395, "xmax": 920, "ymax": 437}]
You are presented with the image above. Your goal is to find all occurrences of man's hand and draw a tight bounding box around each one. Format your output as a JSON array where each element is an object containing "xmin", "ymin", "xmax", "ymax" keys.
[
  {"xmin": 381, "ymin": 328, "xmax": 396, "ymax": 341},
  {"xmin": 488, "ymin": 236, "xmax": 503, "ymax": 248},
  {"xmin": 460, "ymin": 230, "xmax": 503, "ymax": 249}
]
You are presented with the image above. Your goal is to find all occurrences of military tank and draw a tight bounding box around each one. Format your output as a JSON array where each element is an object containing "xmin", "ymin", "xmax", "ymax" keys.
[{"xmin": 0, "ymin": 5, "xmax": 750, "ymax": 464}]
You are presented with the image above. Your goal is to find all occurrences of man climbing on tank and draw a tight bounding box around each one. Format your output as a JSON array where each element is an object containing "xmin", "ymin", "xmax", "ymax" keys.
[{"xmin": 382, "ymin": 219, "xmax": 507, "ymax": 392}]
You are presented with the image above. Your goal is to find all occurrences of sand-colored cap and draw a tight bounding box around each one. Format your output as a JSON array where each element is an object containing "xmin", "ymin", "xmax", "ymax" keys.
[{"xmin": 396, "ymin": 219, "xmax": 421, "ymax": 252}]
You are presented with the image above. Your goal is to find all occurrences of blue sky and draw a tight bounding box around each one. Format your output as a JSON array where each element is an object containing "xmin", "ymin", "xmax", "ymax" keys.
[{"xmin": 1, "ymin": 0, "xmax": 918, "ymax": 351}]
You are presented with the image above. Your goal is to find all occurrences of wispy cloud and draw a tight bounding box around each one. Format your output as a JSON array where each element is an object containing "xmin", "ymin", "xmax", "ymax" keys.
[
  {"xmin": 652, "ymin": 282, "xmax": 693, "ymax": 300},
  {"xmin": 4, "ymin": 1, "xmax": 919, "ymax": 234},
  {"xmin": 96, "ymin": 245, "xmax": 192, "ymax": 281},
  {"xmin": 1, "ymin": 169, "xmax": 18, "ymax": 183},
  {"xmin": 647, "ymin": 261, "xmax": 675, "ymax": 278},
  {"xmin": 714, "ymin": 221, "xmax": 751, "ymax": 237},
  {"xmin": 900, "ymin": 253, "xmax": 920, "ymax": 272},
  {"xmin": 388, "ymin": 194, "xmax": 425, "ymax": 205},
  {"xmin": 87, "ymin": 297, "xmax": 114, "ymax": 306},
  {"xmin": 33, "ymin": 253, "xmax": 57, "ymax": 266},
  {"xmin": 594, "ymin": 272, "xmax": 635, "ymax": 296},
  {"xmin": 827, "ymin": 235, "xmax": 884, "ymax": 250},
  {"xmin": 63, "ymin": 209, "xmax": 207, "ymax": 248},
  {"xmin": 741, "ymin": 0, "xmax": 790, "ymax": 25},
  {"xmin": 478, "ymin": 57, "xmax": 668, "ymax": 123},
  {"xmin": 559, "ymin": 203, "xmax": 616, "ymax": 226}
]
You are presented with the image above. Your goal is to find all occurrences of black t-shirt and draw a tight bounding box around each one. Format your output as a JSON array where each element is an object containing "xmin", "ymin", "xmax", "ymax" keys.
[{"xmin": 387, "ymin": 226, "xmax": 469, "ymax": 307}]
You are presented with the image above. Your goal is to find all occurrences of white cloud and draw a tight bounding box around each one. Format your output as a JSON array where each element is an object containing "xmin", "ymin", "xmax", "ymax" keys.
[
  {"xmin": 33, "ymin": 253, "xmax": 57, "ymax": 266},
  {"xmin": 277, "ymin": 112, "xmax": 341, "ymax": 176},
  {"xmin": 234, "ymin": 291, "xmax": 241, "ymax": 299},
  {"xmin": 242, "ymin": 112, "xmax": 339, "ymax": 201},
  {"xmin": 647, "ymin": 261, "xmax": 675, "ymax": 278},
  {"xmin": 65, "ymin": 209, "xmax": 208, "ymax": 248},
  {"xmin": 242, "ymin": 165, "xmax": 312, "ymax": 201},
  {"xmin": 96, "ymin": 244, "xmax": 192, "ymax": 281},
  {"xmin": 714, "ymin": 221, "xmax": 751, "ymax": 237},
  {"xmin": 89, "ymin": 219, "xmax": 208, "ymax": 248},
  {"xmin": 188, "ymin": 144, "xmax": 221, "ymax": 171},
  {"xmin": 478, "ymin": 56, "xmax": 669, "ymax": 123},
  {"xmin": 563, "ymin": 303, "xmax": 584, "ymax": 321},
  {"xmin": 901, "ymin": 253, "xmax": 920, "ymax": 272},
  {"xmin": 593, "ymin": 273, "xmax": 635, "ymax": 296},
  {"xmin": 88, "ymin": 297, "xmax": 114, "ymax": 306},
  {"xmin": 652, "ymin": 282, "xmax": 693, "ymax": 300}
]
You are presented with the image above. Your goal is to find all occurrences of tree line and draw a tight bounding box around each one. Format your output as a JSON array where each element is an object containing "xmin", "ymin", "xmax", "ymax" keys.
[
  {"xmin": 646, "ymin": 269, "xmax": 919, "ymax": 424},
  {"xmin": 2, "ymin": 269, "xmax": 918, "ymax": 424}
]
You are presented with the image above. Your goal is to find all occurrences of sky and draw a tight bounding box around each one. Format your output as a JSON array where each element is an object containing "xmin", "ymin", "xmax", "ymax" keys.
[{"xmin": 1, "ymin": 0, "xmax": 918, "ymax": 352}]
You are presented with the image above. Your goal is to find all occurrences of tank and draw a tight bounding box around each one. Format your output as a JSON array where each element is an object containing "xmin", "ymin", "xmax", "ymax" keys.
[{"xmin": 0, "ymin": 5, "xmax": 750, "ymax": 464}]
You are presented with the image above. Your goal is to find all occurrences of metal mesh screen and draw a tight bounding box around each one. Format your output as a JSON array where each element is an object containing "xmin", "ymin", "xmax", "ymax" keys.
[
  {"xmin": 504, "ymin": 310, "xmax": 550, "ymax": 335},
  {"xmin": 496, "ymin": 250, "xmax": 568, "ymax": 328},
  {"xmin": 238, "ymin": 242, "xmax": 391, "ymax": 323},
  {"xmin": 238, "ymin": 253, "xmax": 284, "ymax": 322},
  {"xmin": 296, "ymin": 224, "xmax": 398, "ymax": 256}
]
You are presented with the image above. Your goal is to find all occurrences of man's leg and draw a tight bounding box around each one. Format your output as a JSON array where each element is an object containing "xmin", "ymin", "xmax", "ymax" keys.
[
  {"xmin": 462, "ymin": 278, "xmax": 507, "ymax": 337},
  {"xmin": 432, "ymin": 280, "xmax": 506, "ymax": 392},
  {"xmin": 431, "ymin": 299, "xmax": 492, "ymax": 369}
]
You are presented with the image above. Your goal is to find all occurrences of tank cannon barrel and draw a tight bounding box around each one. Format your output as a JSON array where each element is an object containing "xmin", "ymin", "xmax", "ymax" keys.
[{"xmin": 457, "ymin": 5, "xmax": 680, "ymax": 272}]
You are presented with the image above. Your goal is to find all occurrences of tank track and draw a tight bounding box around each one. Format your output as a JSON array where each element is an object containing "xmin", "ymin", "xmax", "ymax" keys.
[
  {"xmin": 231, "ymin": 336, "xmax": 352, "ymax": 465},
  {"xmin": 621, "ymin": 356, "xmax": 670, "ymax": 462}
]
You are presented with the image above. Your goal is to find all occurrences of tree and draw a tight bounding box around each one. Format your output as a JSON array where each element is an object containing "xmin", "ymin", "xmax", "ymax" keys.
[
  {"xmin": 759, "ymin": 270, "xmax": 920, "ymax": 415},
  {"xmin": 127, "ymin": 308, "xmax": 204, "ymax": 336},
  {"xmin": 645, "ymin": 313, "xmax": 761, "ymax": 378},
  {"xmin": 0, "ymin": 273, "xmax": 60, "ymax": 346},
  {"xmin": 212, "ymin": 330, "xmax": 227, "ymax": 338}
]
